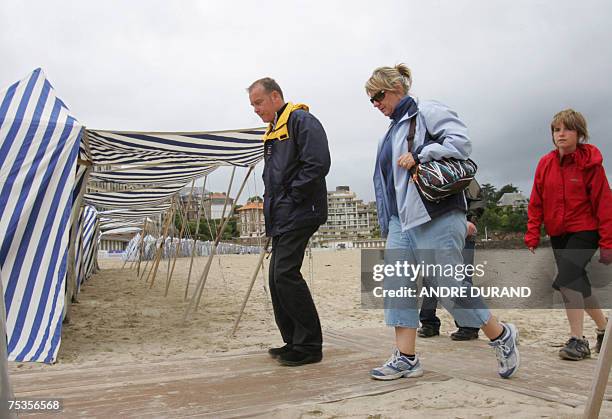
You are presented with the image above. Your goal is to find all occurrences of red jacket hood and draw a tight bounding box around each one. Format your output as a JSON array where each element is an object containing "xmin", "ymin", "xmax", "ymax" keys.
[{"xmin": 547, "ymin": 143, "xmax": 603, "ymax": 169}]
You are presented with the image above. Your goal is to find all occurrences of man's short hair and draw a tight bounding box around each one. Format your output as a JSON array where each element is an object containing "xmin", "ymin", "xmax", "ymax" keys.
[{"xmin": 248, "ymin": 77, "xmax": 284, "ymax": 100}]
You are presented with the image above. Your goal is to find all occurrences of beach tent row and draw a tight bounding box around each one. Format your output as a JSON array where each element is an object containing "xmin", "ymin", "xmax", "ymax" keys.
[{"xmin": 0, "ymin": 68, "xmax": 264, "ymax": 362}]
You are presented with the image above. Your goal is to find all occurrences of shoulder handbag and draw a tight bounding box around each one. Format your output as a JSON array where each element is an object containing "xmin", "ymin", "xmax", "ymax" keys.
[{"xmin": 406, "ymin": 116, "xmax": 478, "ymax": 202}]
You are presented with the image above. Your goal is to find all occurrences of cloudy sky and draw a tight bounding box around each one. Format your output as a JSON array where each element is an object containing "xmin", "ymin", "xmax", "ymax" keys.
[{"xmin": 2, "ymin": 0, "xmax": 611, "ymax": 203}]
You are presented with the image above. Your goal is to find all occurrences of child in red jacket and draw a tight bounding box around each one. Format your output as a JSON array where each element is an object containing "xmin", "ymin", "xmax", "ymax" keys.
[{"xmin": 526, "ymin": 109, "xmax": 611, "ymax": 361}]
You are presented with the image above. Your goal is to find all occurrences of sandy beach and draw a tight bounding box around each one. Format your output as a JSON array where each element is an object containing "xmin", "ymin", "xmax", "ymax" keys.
[{"xmin": 9, "ymin": 248, "xmax": 612, "ymax": 418}]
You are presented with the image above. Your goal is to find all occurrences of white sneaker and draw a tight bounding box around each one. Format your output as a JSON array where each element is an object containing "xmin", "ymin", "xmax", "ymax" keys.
[
  {"xmin": 370, "ymin": 349, "xmax": 424, "ymax": 380},
  {"xmin": 489, "ymin": 322, "xmax": 520, "ymax": 379}
]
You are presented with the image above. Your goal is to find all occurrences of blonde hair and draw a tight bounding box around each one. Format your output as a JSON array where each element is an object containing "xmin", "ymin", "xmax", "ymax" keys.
[
  {"xmin": 551, "ymin": 109, "xmax": 589, "ymax": 143},
  {"xmin": 365, "ymin": 63, "xmax": 412, "ymax": 96}
]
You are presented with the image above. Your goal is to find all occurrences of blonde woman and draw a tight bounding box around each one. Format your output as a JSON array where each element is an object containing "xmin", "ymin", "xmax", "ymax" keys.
[{"xmin": 366, "ymin": 64, "xmax": 519, "ymax": 380}]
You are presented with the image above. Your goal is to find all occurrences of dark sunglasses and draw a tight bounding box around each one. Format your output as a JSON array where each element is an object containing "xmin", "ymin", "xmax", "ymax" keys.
[{"xmin": 369, "ymin": 90, "xmax": 386, "ymax": 104}]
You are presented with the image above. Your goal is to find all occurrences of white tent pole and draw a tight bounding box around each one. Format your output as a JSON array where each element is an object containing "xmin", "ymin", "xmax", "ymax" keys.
[
  {"xmin": 183, "ymin": 166, "xmax": 253, "ymax": 320},
  {"xmin": 230, "ymin": 237, "xmax": 270, "ymax": 337},
  {"xmin": 583, "ymin": 310, "xmax": 612, "ymax": 419},
  {"xmin": 185, "ymin": 176, "xmax": 207, "ymax": 300},
  {"xmin": 64, "ymin": 164, "xmax": 91, "ymax": 324}
]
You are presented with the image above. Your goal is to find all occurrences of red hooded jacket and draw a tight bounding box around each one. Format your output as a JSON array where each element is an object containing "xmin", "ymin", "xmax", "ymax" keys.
[{"xmin": 525, "ymin": 144, "xmax": 612, "ymax": 250}]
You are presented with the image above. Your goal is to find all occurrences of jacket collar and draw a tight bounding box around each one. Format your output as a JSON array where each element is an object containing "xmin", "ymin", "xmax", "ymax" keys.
[
  {"xmin": 395, "ymin": 96, "xmax": 419, "ymax": 125},
  {"xmin": 263, "ymin": 102, "xmax": 309, "ymax": 142}
]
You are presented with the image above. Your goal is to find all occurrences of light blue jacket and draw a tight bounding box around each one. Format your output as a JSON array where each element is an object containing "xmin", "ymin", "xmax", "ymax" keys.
[{"xmin": 373, "ymin": 97, "xmax": 471, "ymax": 237}]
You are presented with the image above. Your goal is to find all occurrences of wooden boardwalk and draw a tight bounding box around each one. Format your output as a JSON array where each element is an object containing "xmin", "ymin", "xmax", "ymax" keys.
[{"xmin": 9, "ymin": 327, "xmax": 611, "ymax": 417}]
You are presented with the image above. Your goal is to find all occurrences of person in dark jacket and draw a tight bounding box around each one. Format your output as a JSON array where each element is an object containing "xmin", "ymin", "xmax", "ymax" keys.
[
  {"xmin": 526, "ymin": 109, "xmax": 611, "ymax": 360},
  {"xmin": 418, "ymin": 180, "xmax": 485, "ymax": 341},
  {"xmin": 248, "ymin": 77, "xmax": 331, "ymax": 366}
]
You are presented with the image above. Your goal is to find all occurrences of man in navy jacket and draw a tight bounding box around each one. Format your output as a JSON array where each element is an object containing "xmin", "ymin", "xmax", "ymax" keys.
[{"xmin": 248, "ymin": 77, "xmax": 331, "ymax": 366}]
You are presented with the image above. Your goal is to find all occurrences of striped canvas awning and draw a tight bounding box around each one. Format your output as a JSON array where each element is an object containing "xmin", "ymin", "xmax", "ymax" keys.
[
  {"xmin": 84, "ymin": 127, "xmax": 265, "ymax": 168},
  {"xmin": 0, "ymin": 68, "xmax": 82, "ymax": 363},
  {"xmin": 98, "ymin": 205, "xmax": 171, "ymax": 220},
  {"xmin": 89, "ymin": 164, "xmax": 218, "ymax": 185},
  {"xmin": 84, "ymin": 183, "xmax": 185, "ymax": 209}
]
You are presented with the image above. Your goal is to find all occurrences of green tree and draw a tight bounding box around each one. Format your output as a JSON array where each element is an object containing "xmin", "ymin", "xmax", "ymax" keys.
[
  {"xmin": 480, "ymin": 183, "xmax": 497, "ymax": 207},
  {"xmin": 494, "ymin": 184, "xmax": 519, "ymax": 203}
]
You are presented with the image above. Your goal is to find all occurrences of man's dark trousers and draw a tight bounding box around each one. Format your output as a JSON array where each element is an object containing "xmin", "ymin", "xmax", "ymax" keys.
[
  {"xmin": 269, "ymin": 225, "xmax": 322, "ymax": 355},
  {"xmin": 419, "ymin": 239, "xmax": 479, "ymax": 331}
]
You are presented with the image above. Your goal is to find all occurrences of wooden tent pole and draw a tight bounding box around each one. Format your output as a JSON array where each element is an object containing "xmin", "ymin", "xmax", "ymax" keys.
[
  {"xmin": 583, "ymin": 310, "xmax": 612, "ymax": 419},
  {"xmin": 230, "ymin": 237, "xmax": 270, "ymax": 336},
  {"xmin": 64, "ymin": 165, "xmax": 91, "ymax": 324},
  {"xmin": 191, "ymin": 166, "xmax": 238, "ymax": 310},
  {"xmin": 136, "ymin": 218, "xmax": 147, "ymax": 276},
  {"xmin": 139, "ymin": 219, "xmax": 162, "ymax": 281},
  {"xmin": 185, "ymin": 176, "xmax": 207, "ymax": 300},
  {"xmin": 164, "ymin": 199, "xmax": 178, "ymax": 285},
  {"xmin": 165, "ymin": 183, "xmax": 195, "ymax": 296},
  {"xmin": 183, "ymin": 166, "xmax": 253, "ymax": 321},
  {"xmin": 147, "ymin": 201, "xmax": 175, "ymax": 288}
]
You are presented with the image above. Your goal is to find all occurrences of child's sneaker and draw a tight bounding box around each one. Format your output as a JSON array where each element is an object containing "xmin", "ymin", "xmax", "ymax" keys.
[
  {"xmin": 559, "ymin": 336, "xmax": 591, "ymax": 360},
  {"xmin": 489, "ymin": 322, "xmax": 520, "ymax": 379},
  {"xmin": 595, "ymin": 327, "xmax": 606, "ymax": 354},
  {"xmin": 370, "ymin": 349, "xmax": 424, "ymax": 380}
]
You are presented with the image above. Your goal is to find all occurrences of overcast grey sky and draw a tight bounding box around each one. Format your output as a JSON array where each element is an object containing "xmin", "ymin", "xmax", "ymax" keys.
[{"xmin": 2, "ymin": 0, "xmax": 611, "ymax": 203}]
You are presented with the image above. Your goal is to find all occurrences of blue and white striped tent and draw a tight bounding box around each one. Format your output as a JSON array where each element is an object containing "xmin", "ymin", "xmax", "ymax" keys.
[
  {"xmin": 74, "ymin": 205, "xmax": 99, "ymax": 294},
  {"xmin": 0, "ymin": 68, "xmax": 82, "ymax": 363},
  {"xmin": 1, "ymin": 68, "xmax": 266, "ymax": 363}
]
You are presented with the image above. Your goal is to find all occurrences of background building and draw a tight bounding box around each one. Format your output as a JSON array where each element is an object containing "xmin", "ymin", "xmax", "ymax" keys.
[
  {"xmin": 314, "ymin": 186, "xmax": 378, "ymax": 248},
  {"xmin": 497, "ymin": 192, "xmax": 528, "ymax": 209},
  {"xmin": 236, "ymin": 200, "xmax": 265, "ymax": 244}
]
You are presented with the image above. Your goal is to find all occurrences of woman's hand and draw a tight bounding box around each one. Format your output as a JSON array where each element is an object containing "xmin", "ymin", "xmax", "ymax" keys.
[
  {"xmin": 467, "ymin": 221, "xmax": 477, "ymax": 238},
  {"xmin": 397, "ymin": 152, "xmax": 416, "ymax": 170}
]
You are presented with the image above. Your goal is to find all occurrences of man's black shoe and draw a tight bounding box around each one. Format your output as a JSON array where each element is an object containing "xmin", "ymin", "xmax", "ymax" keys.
[
  {"xmin": 450, "ymin": 327, "xmax": 479, "ymax": 341},
  {"xmin": 417, "ymin": 326, "xmax": 440, "ymax": 338},
  {"xmin": 268, "ymin": 345, "xmax": 292, "ymax": 359},
  {"xmin": 278, "ymin": 350, "xmax": 322, "ymax": 366}
]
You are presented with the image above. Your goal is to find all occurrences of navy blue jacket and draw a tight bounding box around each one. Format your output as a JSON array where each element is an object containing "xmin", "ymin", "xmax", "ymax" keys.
[{"xmin": 262, "ymin": 108, "xmax": 331, "ymax": 237}]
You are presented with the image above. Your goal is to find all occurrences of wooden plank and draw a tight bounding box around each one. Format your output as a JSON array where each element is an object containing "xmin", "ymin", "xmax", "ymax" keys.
[
  {"xmin": 11, "ymin": 347, "xmax": 449, "ymax": 418},
  {"xmin": 328, "ymin": 327, "xmax": 612, "ymax": 408},
  {"xmin": 11, "ymin": 327, "xmax": 612, "ymax": 417}
]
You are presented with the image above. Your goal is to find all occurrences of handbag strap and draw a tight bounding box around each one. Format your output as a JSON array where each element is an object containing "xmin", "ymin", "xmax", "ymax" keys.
[
  {"xmin": 406, "ymin": 116, "xmax": 417, "ymax": 152},
  {"xmin": 405, "ymin": 117, "xmax": 418, "ymax": 176}
]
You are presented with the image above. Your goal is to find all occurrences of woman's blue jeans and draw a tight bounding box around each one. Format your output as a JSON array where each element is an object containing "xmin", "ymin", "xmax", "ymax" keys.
[{"xmin": 383, "ymin": 212, "xmax": 490, "ymax": 329}]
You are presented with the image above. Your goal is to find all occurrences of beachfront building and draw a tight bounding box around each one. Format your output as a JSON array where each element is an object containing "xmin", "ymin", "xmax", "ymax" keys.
[
  {"xmin": 313, "ymin": 186, "xmax": 378, "ymax": 248},
  {"xmin": 210, "ymin": 192, "xmax": 234, "ymax": 219},
  {"xmin": 497, "ymin": 192, "xmax": 528, "ymax": 209},
  {"xmin": 178, "ymin": 186, "xmax": 207, "ymax": 220},
  {"xmin": 177, "ymin": 186, "xmax": 236, "ymax": 221},
  {"xmin": 236, "ymin": 200, "xmax": 265, "ymax": 244}
]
